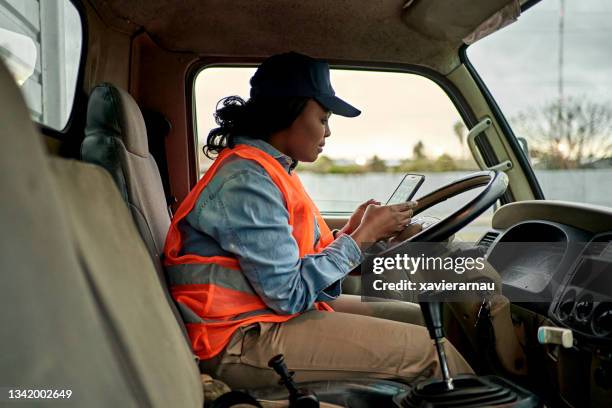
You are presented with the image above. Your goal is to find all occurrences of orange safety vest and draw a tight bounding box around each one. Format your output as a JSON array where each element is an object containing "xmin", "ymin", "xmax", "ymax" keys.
[{"xmin": 164, "ymin": 144, "xmax": 335, "ymax": 359}]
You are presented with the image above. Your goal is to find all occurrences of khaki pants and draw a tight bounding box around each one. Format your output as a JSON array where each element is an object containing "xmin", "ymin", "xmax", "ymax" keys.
[{"xmin": 201, "ymin": 295, "xmax": 473, "ymax": 389}]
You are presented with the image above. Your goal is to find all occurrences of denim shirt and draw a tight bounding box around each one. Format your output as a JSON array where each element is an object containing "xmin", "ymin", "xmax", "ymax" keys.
[{"xmin": 179, "ymin": 137, "xmax": 363, "ymax": 314}]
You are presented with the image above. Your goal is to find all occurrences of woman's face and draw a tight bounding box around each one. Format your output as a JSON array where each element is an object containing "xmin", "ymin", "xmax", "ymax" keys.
[{"xmin": 273, "ymin": 99, "xmax": 331, "ymax": 162}]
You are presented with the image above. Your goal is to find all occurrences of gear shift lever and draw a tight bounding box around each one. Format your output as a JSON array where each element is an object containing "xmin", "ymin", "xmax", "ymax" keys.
[
  {"xmin": 403, "ymin": 299, "xmax": 541, "ymax": 407},
  {"xmin": 419, "ymin": 300, "xmax": 454, "ymax": 391}
]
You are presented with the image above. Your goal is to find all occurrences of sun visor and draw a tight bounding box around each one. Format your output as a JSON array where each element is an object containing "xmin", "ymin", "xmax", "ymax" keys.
[
  {"xmin": 401, "ymin": 0, "xmax": 514, "ymax": 43},
  {"xmin": 463, "ymin": 0, "xmax": 521, "ymax": 45}
]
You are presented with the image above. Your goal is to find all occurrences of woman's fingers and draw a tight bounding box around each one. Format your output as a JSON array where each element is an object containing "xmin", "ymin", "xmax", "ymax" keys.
[
  {"xmin": 357, "ymin": 200, "xmax": 418, "ymax": 241},
  {"xmin": 400, "ymin": 213, "xmax": 413, "ymax": 225},
  {"xmin": 359, "ymin": 198, "xmax": 378, "ymax": 209},
  {"xmin": 392, "ymin": 208, "xmax": 413, "ymax": 220},
  {"xmin": 393, "ymin": 211, "xmax": 414, "ymax": 232},
  {"xmin": 388, "ymin": 201, "xmax": 417, "ymax": 212}
]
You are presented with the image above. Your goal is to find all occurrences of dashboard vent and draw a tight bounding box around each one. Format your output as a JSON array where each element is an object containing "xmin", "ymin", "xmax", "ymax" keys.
[{"xmin": 478, "ymin": 231, "xmax": 500, "ymax": 249}]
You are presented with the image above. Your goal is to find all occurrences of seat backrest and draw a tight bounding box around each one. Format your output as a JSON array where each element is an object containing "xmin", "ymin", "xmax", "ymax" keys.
[
  {"xmin": 80, "ymin": 83, "xmax": 189, "ymax": 340},
  {"xmin": 0, "ymin": 61, "xmax": 203, "ymax": 407},
  {"xmin": 81, "ymin": 83, "xmax": 170, "ymax": 263}
]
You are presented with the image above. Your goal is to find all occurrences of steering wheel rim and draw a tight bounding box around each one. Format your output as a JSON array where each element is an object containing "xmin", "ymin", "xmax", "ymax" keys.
[{"xmin": 381, "ymin": 170, "xmax": 508, "ymax": 254}]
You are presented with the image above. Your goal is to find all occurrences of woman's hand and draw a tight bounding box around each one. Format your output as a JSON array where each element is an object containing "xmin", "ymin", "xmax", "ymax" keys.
[
  {"xmin": 388, "ymin": 221, "xmax": 423, "ymax": 244},
  {"xmin": 340, "ymin": 199, "xmax": 380, "ymax": 235},
  {"xmin": 350, "ymin": 201, "xmax": 417, "ymax": 249}
]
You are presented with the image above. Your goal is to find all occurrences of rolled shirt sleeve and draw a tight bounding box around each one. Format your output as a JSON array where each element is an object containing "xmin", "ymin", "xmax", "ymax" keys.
[{"xmin": 193, "ymin": 166, "xmax": 363, "ymax": 315}]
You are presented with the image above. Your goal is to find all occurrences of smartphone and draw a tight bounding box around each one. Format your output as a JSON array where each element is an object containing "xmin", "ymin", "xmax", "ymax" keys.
[{"xmin": 385, "ymin": 174, "xmax": 425, "ymax": 205}]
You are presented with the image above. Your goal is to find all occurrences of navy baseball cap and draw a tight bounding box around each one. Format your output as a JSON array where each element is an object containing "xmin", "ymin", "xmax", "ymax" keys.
[{"xmin": 250, "ymin": 52, "xmax": 361, "ymax": 118}]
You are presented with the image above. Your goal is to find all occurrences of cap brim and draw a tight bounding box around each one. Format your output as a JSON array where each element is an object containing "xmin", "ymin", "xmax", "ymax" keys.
[{"xmin": 315, "ymin": 95, "xmax": 361, "ymax": 118}]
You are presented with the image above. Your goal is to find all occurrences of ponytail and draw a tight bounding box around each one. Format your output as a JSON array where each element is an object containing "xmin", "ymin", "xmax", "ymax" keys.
[{"xmin": 203, "ymin": 95, "xmax": 309, "ymax": 159}]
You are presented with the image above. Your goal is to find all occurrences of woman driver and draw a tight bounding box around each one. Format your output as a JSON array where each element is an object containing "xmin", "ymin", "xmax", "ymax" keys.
[{"xmin": 163, "ymin": 52, "xmax": 473, "ymax": 388}]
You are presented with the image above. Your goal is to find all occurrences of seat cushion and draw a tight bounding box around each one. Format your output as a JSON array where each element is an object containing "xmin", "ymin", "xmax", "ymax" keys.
[{"xmin": 50, "ymin": 158, "xmax": 203, "ymax": 407}]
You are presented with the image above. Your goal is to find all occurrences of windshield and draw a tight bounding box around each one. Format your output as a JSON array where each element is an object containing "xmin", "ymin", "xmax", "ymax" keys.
[{"xmin": 467, "ymin": 0, "xmax": 612, "ymax": 207}]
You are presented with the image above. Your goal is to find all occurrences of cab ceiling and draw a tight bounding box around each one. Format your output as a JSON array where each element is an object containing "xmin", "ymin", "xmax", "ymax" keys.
[{"xmin": 87, "ymin": 0, "xmax": 516, "ymax": 74}]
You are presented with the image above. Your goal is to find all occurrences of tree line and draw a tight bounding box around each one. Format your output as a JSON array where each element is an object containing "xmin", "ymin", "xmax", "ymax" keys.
[{"xmin": 299, "ymin": 96, "xmax": 612, "ymax": 174}]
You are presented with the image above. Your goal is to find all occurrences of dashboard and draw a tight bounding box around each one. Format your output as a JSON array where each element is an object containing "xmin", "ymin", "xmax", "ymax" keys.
[
  {"xmin": 554, "ymin": 236, "xmax": 612, "ymax": 340},
  {"xmin": 477, "ymin": 201, "xmax": 612, "ymax": 346}
]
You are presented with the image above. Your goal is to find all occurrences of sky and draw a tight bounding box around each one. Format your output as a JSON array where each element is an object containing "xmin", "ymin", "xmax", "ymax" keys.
[
  {"xmin": 469, "ymin": 0, "xmax": 612, "ymax": 117},
  {"xmin": 195, "ymin": 69, "xmax": 467, "ymax": 163},
  {"xmin": 194, "ymin": 0, "xmax": 612, "ymax": 164}
]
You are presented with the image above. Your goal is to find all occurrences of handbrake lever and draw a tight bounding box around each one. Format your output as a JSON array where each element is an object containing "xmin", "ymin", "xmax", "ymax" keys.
[{"xmin": 268, "ymin": 354, "xmax": 319, "ymax": 408}]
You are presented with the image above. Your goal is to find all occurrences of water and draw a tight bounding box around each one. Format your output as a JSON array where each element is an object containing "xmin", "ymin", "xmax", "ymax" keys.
[
  {"xmin": 299, "ymin": 169, "xmax": 612, "ymax": 241},
  {"xmin": 534, "ymin": 169, "xmax": 612, "ymax": 206}
]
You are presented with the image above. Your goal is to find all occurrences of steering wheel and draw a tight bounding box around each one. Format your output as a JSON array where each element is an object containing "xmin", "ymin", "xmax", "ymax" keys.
[{"xmin": 379, "ymin": 170, "xmax": 508, "ymax": 256}]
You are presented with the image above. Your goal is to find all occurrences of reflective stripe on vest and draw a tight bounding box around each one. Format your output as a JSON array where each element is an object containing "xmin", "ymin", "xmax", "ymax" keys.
[{"xmin": 163, "ymin": 145, "xmax": 334, "ymax": 359}]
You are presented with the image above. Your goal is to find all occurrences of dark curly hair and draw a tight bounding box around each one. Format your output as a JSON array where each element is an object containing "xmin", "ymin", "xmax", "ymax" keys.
[{"xmin": 203, "ymin": 95, "xmax": 310, "ymax": 159}]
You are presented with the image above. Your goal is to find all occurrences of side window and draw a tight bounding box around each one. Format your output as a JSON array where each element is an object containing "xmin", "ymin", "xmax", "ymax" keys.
[
  {"xmin": 0, "ymin": 0, "xmax": 82, "ymax": 130},
  {"xmin": 194, "ymin": 68, "xmax": 487, "ymax": 240}
]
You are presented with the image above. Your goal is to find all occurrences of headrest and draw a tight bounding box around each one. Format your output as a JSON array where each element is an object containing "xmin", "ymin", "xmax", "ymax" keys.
[{"xmin": 85, "ymin": 83, "xmax": 149, "ymax": 157}]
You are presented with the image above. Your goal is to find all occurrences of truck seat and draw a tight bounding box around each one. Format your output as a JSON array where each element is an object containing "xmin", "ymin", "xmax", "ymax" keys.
[
  {"xmin": 0, "ymin": 60, "xmax": 203, "ymax": 407},
  {"xmin": 80, "ymin": 82, "xmax": 188, "ymax": 340}
]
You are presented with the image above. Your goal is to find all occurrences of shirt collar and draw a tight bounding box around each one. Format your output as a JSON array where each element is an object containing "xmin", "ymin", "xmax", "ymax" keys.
[{"xmin": 234, "ymin": 136, "xmax": 298, "ymax": 174}]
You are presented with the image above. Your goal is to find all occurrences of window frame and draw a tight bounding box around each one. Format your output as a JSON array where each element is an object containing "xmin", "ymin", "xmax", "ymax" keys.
[
  {"xmin": 20, "ymin": 0, "xmax": 88, "ymax": 140},
  {"xmin": 187, "ymin": 59, "xmax": 509, "ymax": 214},
  {"xmin": 459, "ymin": 0, "xmax": 546, "ymax": 201}
]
